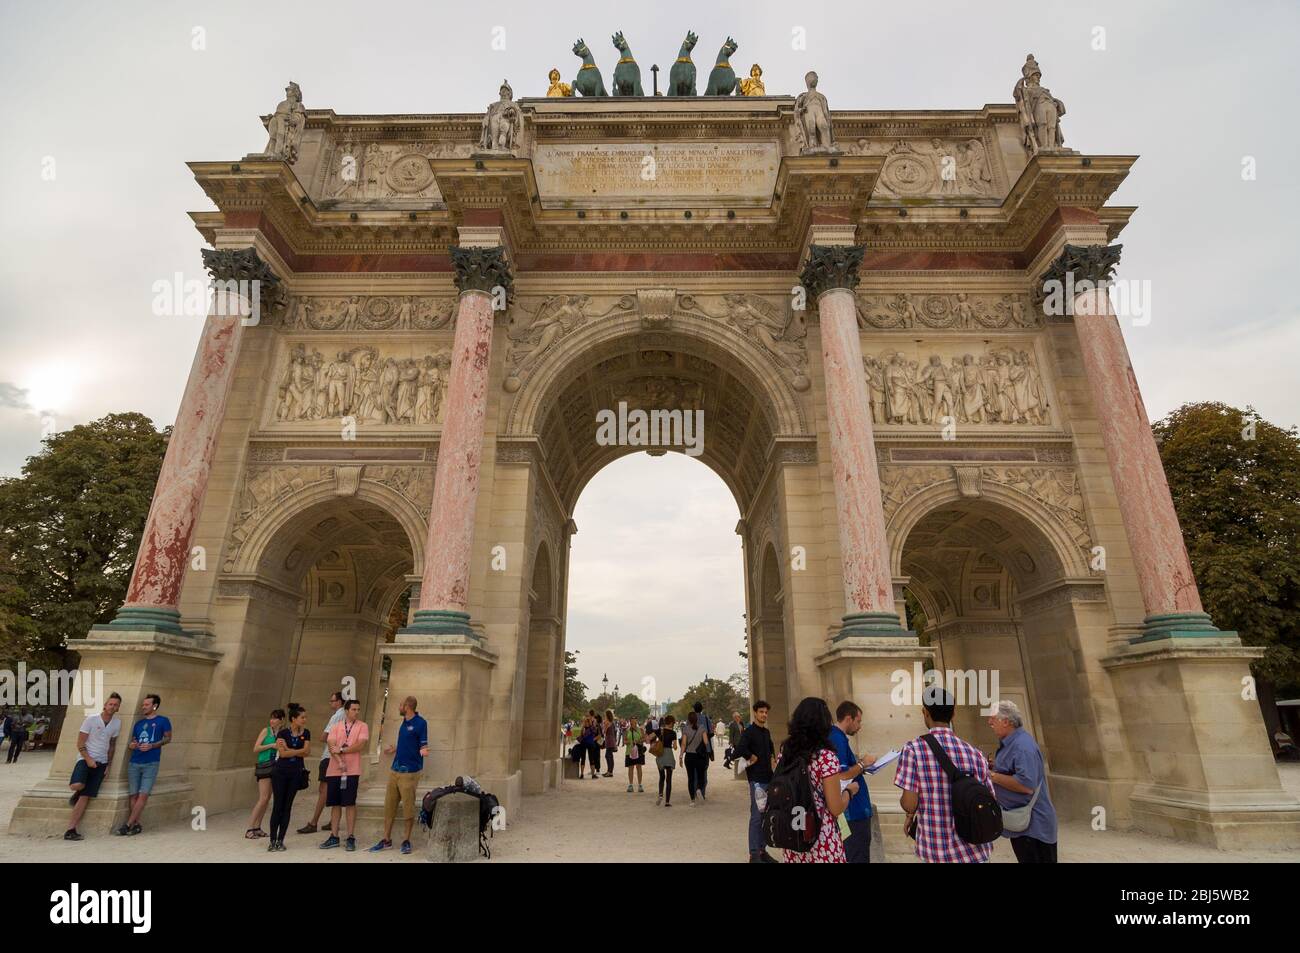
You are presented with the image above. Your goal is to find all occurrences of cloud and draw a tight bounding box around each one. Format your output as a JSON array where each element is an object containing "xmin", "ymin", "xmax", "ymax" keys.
[{"xmin": 0, "ymin": 382, "xmax": 31, "ymax": 410}]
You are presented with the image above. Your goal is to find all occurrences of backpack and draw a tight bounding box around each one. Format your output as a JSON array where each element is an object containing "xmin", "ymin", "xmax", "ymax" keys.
[
  {"xmin": 418, "ymin": 777, "xmax": 502, "ymax": 858},
  {"xmin": 761, "ymin": 753, "xmax": 821, "ymax": 852},
  {"xmin": 920, "ymin": 733, "xmax": 1003, "ymax": 845}
]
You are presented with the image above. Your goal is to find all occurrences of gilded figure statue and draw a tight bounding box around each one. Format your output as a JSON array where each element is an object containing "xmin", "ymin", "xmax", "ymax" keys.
[
  {"xmin": 738, "ymin": 63, "xmax": 765, "ymax": 96},
  {"xmin": 546, "ymin": 68, "xmax": 572, "ymax": 97}
]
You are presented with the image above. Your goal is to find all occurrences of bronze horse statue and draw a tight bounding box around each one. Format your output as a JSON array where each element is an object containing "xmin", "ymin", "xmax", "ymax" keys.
[
  {"xmin": 667, "ymin": 31, "xmax": 699, "ymax": 96},
  {"xmin": 705, "ymin": 37, "xmax": 739, "ymax": 95}
]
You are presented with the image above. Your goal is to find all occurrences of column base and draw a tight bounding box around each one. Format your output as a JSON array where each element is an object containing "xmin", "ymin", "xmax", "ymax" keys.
[
  {"xmin": 96, "ymin": 605, "xmax": 188, "ymax": 637},
  {"xmin": 832, "ymin": 611, "xmax": 913, "ymax": 640},
  {"xmin": 1131, "ymin": 612, "xmax": 1236, "ymax": 644},
  {"xmin": 399, "ymin": 609, "xmax": 479, "ymax": 639}
]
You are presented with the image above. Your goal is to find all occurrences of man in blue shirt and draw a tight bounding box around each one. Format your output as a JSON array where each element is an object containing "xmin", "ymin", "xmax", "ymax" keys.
[
  {"xmin": 118, "ymin": 693, "xmax": 172, "ymax": 836},
  {"xmin": 370, "ymin": 695, "xmax": 429, "ymax": 855},
  {"xmin": 987, "ymin": 699, "xmax": 1058, "ymax": 862},
  {"xmin": 830, "ymin": 700, "xmax": 876, "ymax": 863}
]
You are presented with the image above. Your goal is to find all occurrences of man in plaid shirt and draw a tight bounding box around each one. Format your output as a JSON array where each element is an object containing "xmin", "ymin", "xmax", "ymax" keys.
[{"xmin": 894, "ymin": 687, "xmax": 995, "ymax": 863}]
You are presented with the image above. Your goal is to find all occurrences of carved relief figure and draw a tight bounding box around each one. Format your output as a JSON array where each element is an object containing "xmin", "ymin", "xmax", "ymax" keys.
[
  {"xmin": 864, "ymin": 346, "xmax": 1052, "ymax": 426},
  {"xmin": 862, "ymin": 356, "xmax": 886, "ymax": 424},
  {"xmin": 265, "ymin": 81, "xmax": 306, "ymax": 163},
  {"xmin": 857, "ymin": 291, "xmax": 1040, "ymax": 330},
  {"xmin": 274, "ymin": 345, "xmax": 448, "ymax": 425},
  {"xmin": 505, "ymin": 294, "xmax": 591, "ymax": 380},
  {"xmin": 1013, "ymin": 54, "xmax": 1067, "ymax": 155}
]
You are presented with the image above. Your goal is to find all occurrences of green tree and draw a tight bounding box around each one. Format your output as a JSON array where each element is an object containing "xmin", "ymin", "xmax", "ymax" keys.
[
  {"xmin": 0, "ymin": 413, "xmax": 169, "ymax": 669},
  {"xmin": 669, "ymin": 675, "xmax": 748, "ymax": 724},
  {"xmin": 613, "ymin": 692, "xmax": 650, "ymax": 720},
  {"xmin": 563, "ymin": 650, "xmax": 588, "ymax": 720},
  {"xmin": 1154, "ymin": 402, "xmax": 1300, "ymax": 694}
]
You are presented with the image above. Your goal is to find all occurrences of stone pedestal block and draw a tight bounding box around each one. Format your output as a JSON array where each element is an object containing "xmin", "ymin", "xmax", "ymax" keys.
[
  {"xmin": 1102, "ymin": 637, "xmax": 1300, "ymax": 849},
  {"xmin": 8, "ymin": 628, "xmax": 221, "ymax": 837},
  {"xmin": 425, "ymin": 792, "xmax": 481, "ymax": 862}
]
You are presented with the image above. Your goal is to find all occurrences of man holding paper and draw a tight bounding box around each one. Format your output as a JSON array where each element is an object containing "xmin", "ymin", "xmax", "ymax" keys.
[{"xmin": 830, "ymin": 701, "xmax": 878, "ymax": 863}]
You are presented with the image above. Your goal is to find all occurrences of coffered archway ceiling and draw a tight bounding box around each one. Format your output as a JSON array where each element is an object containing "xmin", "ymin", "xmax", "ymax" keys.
[
  {"xmin": 537, "ymin": 342, "xmax": 776, "ymax": 515},
  {"xmin": 901, "ymin": 499, "xmax": 1065, "ymax": 623}
]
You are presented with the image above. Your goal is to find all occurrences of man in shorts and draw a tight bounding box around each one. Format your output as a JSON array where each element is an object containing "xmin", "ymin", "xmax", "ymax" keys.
[
  {"xmin": 117, "ymin": 693, "xmax": 172, "ymax": 836},
  {"xmin": 320, "ymin": 699, "xmax": 369, "ymax": 852},
  {"xmin": 66, "ymin": 692, "xmax": 123, "ymax": 841},
  {"xmin": 369, "ymin": 696, "xmax": 428, "ymax": 855}
]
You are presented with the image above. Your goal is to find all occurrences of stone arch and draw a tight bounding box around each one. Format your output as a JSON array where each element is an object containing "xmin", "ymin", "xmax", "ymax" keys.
[
  {"xmin": 229, "ymin": 477, "xmax": 428, "ymax": 581},
  {"xmin": 887, "ymin": 478, "xmax": 1092, "ymax": 586},
  {"xmin": 505, "ymin": 307, "xmax": 810, "ymax": 439},
  {"xmin": 519, "ymin": 537, "xmax": 562, "ymax": 794},
  {"xmin": 753, "ymin": 542, "xmax": 792, "ymax": 732}
]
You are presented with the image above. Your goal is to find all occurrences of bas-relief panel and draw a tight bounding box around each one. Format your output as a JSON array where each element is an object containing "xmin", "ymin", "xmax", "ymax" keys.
[
  {"xmin": 862, "ymin": 341, "xmax": 1052, "ymax": 428},
  {"xmin": 843, "ymin": 137, "xmax": 1007, "ymax": 200},
  {"xmin": 855, "ymin": 292, "xmax": 1038, "ymax": 331},
  {"xmin": 267, "ymin": 340, "xmax": 452, "ymax": 428},
  {"xmin": 320, "ymin": 141, "xmax": 473, "ymax": 204}
]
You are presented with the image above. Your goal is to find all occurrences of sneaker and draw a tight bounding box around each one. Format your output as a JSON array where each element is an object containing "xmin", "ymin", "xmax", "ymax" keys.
[
  {"xmin": 368, "ymin": 839, "xmax": 392, "ymax": 853},
  {"xmin": 400, "ymin": 840, "xmax": 412, "ymax": 855},
  {"xmin": 267, "ymin": 840, "xmax": 277, "ymax": 853},
  {"xmin": 64, "ymin": 829, "xmax": 83, "ymax": 841},
  {"xmin": 319, "ymin": 835, "xmax": 340, "ymax": 849},
  {"xmin": 275, "ymin": 841, "xmax": 287, "ymax": 852},
  {"xmin": 656, "ymin": 795, "xmax": 662, "ymax": 805},
  {"xmin": 345, "ymin": 836, "xmax": 356, "ymax": 852},
  {"xmin": 296, "ymin": 822, "xmax": 318, "ymax": 835},
  {"xmin": 638, "ymin": 784, "xmax": 645, "ymax": 793},
  {"xmin": 626, "ymin": 784, "xmax": 634, "ymax": 793},
  {"xmin": 127, "ymin": 824, "xmax": 142, "ymax": 836},
  {"xmin": 664, "ymin": 802, "xmax": 672, "ymax": 808},
  {"xmin": 113, "ymin": 824, "xmax": 130, "ymax": 836},
  {"xmin": 700, "ymin": 790, "xmax": 707, "ymax": 802}
]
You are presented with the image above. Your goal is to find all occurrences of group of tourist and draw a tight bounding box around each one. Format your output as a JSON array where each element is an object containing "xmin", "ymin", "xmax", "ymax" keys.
[
  {"xmin": 58, "ymin": 687, "xmax": 435, "ymax": 858},
  {"xmin": 1, "ymin": 707, "xmax": 46, "ymax": 763},
  {"xmin": 732, "ymin": 690, "xmax": 1058, "ymax": 863}
]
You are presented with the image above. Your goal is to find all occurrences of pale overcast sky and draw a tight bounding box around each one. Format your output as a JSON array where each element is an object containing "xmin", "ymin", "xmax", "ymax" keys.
[{"xmin": 1, "ymin": 1, "xmax": 1296, "ymax": 701}]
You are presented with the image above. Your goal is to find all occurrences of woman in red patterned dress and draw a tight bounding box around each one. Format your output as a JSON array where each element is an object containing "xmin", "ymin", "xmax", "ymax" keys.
[{"xmin": 778, "ymin": 697, "xmax": 866, "ymax": 864}]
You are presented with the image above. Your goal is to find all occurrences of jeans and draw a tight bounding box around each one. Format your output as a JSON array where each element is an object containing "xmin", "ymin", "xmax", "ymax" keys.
[
  {"xmin": 845, "ymin": 817, "xmax": 872, "ymax": 863},
  {"xmin": 604, "ymin": 748, "xmax": 614, "ymax": 774},
  {"xmin": 748, "ymin": 781, "xmax": 768, "ymax": 854},
  {"xmin": 269, "ymin": 764, "xmax": 301, "ymax": 842},
  {"xmin": 657, "ymin": 765, "xmax": 673, "ymax": 804},
  {"xmin": 684, "ymin": 751, "xmax": 706, "ymax": 800}
]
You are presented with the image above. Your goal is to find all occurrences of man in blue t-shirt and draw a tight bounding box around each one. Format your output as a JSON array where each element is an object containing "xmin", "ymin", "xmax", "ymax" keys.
[
  {"xmin": 370, "ymin": 695, "xmax": 429, "ymax": 855},
  {"xmin": 830, "ymin": 700, "xmax": 876, "ymax": 863},
  {"xmin": 118, "ymin": 694, "xmax": 172, "ymax": 836}
]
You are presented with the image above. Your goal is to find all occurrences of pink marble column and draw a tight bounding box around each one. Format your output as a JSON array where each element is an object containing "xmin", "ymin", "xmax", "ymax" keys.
[
  {"xmin": 405, "ymin": 246, "xmax": 512, "ymax": 638},
  {"xmin": 803, "ymin": 245, "xmax": 906, "ymax": 638},
  {"xmin": 111, "ymin": 247, "xmax": 279, "ymax": 634},
  {"xmin": 1046, "ymin": 244, "xmax": 1222, "ymax": 641}
]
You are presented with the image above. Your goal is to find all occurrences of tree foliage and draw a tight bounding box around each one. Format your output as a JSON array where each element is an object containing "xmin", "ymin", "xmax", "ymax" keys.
[
  {"xmin": 0, "ymin": 413, "xmax": 169, "ymax": 668},
  {"xmin": 669, "ymin": 674, "xmax": 749, "ymax": 723},
  {"xmin": 562, "ymin": 650, "xmax": 587, "ymax": 719},
  {"xmin": 1154, "ymin": 402, "xmax": 1300, "ymax": 693}
]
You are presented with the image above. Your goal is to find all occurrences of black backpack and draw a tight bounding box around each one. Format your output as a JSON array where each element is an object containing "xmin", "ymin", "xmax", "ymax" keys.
[
  {"xmin": 762, "ymin": 753, "xmax": 821, "ymax": 852},
  {"xmin": 920, "ymin": 733, "xmax": 1003, "ymax": 845},
  {"xmin": 419, "ymin": 780, "xmax": 502, "ymax": 858}
]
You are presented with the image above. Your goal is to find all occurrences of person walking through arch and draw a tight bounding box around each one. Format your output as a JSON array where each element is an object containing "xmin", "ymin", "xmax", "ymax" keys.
[
  {"xmin": 624, "ymin": 715, "xmax": 645, "ymax": 792},
  {"xmin": 651, "ymin": 714, "xmax": 677, "ymax": 806},
  {"xmin": 603, "ymin": 709, "xmax": 618, "ymax": 777},
  {"xmin": 680, "ymin": 710, "xmax": 710, "ymax": 806}
]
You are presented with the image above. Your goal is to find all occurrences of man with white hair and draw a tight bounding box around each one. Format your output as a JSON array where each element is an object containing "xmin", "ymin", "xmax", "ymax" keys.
[{"xmin": 987, "ymin": 700, "xmax": 1058, "ymax": 862}]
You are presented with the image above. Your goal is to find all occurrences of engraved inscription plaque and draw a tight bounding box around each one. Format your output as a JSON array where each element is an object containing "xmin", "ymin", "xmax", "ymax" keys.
[{"xmin": 533, "ymin": 142, "xmax": 780, "ymax": 207}]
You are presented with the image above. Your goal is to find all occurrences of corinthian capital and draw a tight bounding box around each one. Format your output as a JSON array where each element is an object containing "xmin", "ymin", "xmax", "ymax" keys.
[
  {"xmin": 451, "ymin": 245, "xmax": 514, "ymax": 297},
  {"xmin": 201, "ymin": 246, "xmax": 282, "ymax": 287},
  {"xmin": 800, "ymin": 244, "xmax": 865, "ymax": 298},
  {"xmin": 1040, "ymin": 243, "xmax": 1123, "ymax": 293}
]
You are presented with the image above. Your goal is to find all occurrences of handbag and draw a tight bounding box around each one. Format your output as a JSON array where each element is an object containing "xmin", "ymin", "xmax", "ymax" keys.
[
  {"xmin": 298, "ymin": 767, "xmax": 310, "ymax": 790},
  {"xmin": 1000, "ymin": 784, "xmax": 1041, "ymax": 833},
  {"xmin": 649, "ymin": 734, "xmax": 665, "ymax": 758}
]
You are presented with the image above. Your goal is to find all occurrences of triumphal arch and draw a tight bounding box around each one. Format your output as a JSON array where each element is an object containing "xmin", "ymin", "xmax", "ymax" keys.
[{"xmin": 14, "ymin": 48, "xmax": 1299, "ymax": 850}]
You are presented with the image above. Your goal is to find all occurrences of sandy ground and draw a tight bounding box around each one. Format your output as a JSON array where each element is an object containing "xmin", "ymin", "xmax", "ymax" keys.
[{"xmin": 2, "ymin": 747, "xmax": 1298, "ymax": 863}]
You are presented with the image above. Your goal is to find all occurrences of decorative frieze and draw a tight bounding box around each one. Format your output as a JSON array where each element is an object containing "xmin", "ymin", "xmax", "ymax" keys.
[
  {"xmin": 856, "ymin": 292, "xmax": 1037, "ymax": 330},
  {"xmin": 282, "ymin": 295, "xmax": 456, "ymax": 331},
  {"xmin": 323, "ymin": 140, "xmax": 471, "ymax": 202},
  {"xmin": 846, "ymin": 137, "xmax": 998, "ymax": 198}
]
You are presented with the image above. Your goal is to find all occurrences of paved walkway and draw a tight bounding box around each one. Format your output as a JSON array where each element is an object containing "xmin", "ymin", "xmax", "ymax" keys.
[{"xmin": 2, "ymin": 747, "xmax": 1297, "ymax": 862}]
